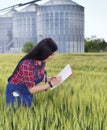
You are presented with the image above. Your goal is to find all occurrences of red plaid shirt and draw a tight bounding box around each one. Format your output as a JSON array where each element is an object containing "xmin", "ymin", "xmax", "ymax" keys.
[{"xmin": 9, "ymin": 60, "xmax": 45, "ymax": 88}]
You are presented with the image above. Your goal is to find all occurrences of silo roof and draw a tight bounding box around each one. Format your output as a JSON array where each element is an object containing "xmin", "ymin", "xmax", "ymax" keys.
[
  {"xmin": 2, "ymin": 9, "xmax": 17, "ymax": 17},
  {"xmin": 44, "ymin": 0, "xmax": 80, "ymax": 6},
  {"xmin": 20, "ymin": 3, "xmax": 39, "ymax": 12}
]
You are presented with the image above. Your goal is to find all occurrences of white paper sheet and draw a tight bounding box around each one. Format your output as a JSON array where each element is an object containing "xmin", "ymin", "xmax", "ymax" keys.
[{"xmin": 51, "ymin": 64, "xmax": 72, "ymax": 90}]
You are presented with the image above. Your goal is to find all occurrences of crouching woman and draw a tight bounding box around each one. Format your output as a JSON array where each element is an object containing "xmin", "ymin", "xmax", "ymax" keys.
[{"xmin": 5, "ymin": 38, "xmax": 61, "ymax": 107}]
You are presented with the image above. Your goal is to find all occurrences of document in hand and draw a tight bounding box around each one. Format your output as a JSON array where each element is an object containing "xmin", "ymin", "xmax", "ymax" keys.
[{"xmin": 51, "ymin": 64, "xmax": 72, "ymax": 90}]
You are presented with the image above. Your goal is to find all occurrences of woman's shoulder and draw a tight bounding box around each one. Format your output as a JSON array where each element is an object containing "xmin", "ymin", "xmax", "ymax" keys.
[
  {"xmin": 20, "ymin": 59, "xmax": 36, "ymax": 67},
  {"xmin": 20, "ymin": 59, "xmax": 45, "ymax": 67}
]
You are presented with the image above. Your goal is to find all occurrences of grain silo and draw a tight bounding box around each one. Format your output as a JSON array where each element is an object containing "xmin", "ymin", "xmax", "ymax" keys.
[
  {"xmin": 36, "ymin": 0, "xmax": 84, "ymax": 52},
  {"xmin": 0, "ymin": 9, "xmax": 16, "ymax": 53},
  {"xmin": 13, "ymin": 3, "xmax": 38, "ymax": 53},
  {"xmin": 0, "ymin": 0, "xmax": 84, "ymax": 53}
]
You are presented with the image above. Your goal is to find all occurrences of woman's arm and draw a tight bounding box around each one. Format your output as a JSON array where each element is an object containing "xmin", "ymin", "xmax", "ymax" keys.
[
  {"xmin": 28, "ymin": 76, "xmax": 61, "ymax": 94},
  {"xmin": 28, "ymin": 83, "xmax": 50, "ymax": 94}
]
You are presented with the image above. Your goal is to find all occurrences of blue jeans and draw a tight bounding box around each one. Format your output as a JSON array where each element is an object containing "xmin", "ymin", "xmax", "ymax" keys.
[{"xmin": 6, "ymin": 83, "xmax": 33, "ymax": 107}]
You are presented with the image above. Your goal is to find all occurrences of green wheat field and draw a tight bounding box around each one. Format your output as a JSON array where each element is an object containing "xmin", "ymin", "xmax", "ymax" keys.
[{"xmin": 0, "ymin": 53, "xmax": 107, "ymax": 130}]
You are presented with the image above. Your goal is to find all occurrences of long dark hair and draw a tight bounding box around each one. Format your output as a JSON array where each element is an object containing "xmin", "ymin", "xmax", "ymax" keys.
[
  {"xmin": 11, "ymin": 38, "xmax": 58, "ymax": 75},
  {"xmin": 21, "ymin": 37, "xmax": 58, "ymax": 61}
]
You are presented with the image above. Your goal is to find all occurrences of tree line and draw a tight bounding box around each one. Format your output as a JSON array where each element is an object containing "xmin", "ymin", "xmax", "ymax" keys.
[
  {"xmin": 85, "ymin": 36, "xmax": 107, "ymax": 52},
  {"xmin": 22, "ymin": 36, "xmax": 107, "ymax": 53}
]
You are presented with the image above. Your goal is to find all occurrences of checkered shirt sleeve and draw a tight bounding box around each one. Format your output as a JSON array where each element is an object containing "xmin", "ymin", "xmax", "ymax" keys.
[{"xmin": 20, "ymin": 60, "xmax": 35, "ymax": 88}]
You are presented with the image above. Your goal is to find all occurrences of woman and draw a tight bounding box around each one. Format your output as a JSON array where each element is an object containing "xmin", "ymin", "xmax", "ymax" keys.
[{"xmin": 6, "ymin": 38, "xmax": 61, "ymax": 107}]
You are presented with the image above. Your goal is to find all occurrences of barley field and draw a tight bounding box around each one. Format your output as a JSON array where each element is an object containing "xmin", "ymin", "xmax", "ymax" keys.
[{"xmin": 0, "ymin": 53, "xmax": 107, "ymax": 130}]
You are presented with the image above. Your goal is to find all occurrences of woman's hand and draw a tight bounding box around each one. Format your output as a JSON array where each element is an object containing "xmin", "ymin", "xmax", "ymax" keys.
[{"xmin": 50, "ymin": 76, "xmax": 62, "ymax": 87}]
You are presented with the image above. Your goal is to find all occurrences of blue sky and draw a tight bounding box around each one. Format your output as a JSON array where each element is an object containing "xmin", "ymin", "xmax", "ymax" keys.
[{"xmin": 0, "ymin": 0, "xmax": 107, "ymax": 41}]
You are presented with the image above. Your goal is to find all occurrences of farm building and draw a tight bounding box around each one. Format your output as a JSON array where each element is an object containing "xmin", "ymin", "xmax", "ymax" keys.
[{"xmin": 0, "ymin": 0, "xmax": 84, "ymax": 53}]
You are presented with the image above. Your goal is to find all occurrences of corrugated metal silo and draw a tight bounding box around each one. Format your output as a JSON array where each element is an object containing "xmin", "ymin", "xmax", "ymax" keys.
[
  {"xmin": 36, "ymin": 0, "xmax": 84, "ymax": 53},
  {"xmin": 13, "ymin": 3, "xmax": 38, "ymax": 53},
  {"xmin": 0, "ymin": 9, "xmax": 16, "ymax": 53}
]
